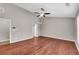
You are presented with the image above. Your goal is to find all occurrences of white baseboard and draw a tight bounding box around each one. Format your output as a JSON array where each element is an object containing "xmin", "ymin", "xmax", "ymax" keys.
[
  {"xmin": 0, "ymin": 40, "xmax": 9, "ymax": 45},
  {"xmin": 41, "ymin": 35, "xmax": 75, "ymax": 42},
  {"xmin": 0, "ymin": 39, "xmax": 9, "ymax": 43},
  {"xmin": 10, "ymin": 36, "xmax": 33, "ymax": 43},
  {"xmin": 75, "ymin": 41, "xmax": 79, "ymax": 52}
]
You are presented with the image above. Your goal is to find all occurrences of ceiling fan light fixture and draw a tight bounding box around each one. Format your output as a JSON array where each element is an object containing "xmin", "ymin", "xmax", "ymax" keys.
[{"xmin": 34, "ymin": 8, "xmax": 51, "ymax": 18}]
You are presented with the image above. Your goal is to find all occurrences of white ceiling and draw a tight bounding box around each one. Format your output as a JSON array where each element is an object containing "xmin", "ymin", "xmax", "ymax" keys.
[{"xmin": 14, "ymin": 3, "xmax": 79, "ymax": 17}]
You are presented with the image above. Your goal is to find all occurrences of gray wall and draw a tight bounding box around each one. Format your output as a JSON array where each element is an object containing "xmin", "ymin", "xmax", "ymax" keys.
[
  {"xmin": 0, "ymin": 4, "xmax": 38, "ymax": 43},
  {"xmin": 41, "ymin": 17, "xmax": 75, "ymax": 41},
  {"xmin": 0, "ymin": 4, "xmax": 76, "ymax": 43}
]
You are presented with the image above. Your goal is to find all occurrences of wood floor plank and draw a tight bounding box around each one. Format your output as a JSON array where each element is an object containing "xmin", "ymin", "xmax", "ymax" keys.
[{"xmin": 0, "ymin": 36, "xmax": 78, "ymax": 55}]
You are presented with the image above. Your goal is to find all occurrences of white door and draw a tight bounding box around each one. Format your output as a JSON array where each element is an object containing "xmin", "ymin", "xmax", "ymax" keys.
[
  {"xmin": 0, "ymin": 18, "xmax": 10, "ymax": 42},
  {"xmin": 32, "ymin": 23, "xmax": 40, "ymax": 37}
]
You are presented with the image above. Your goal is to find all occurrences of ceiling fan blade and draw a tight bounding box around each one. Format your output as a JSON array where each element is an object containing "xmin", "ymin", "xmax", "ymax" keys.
[
  {"xmin": 37, "ymin": 15, "xmax": 40, "ymax": 17},
  {"xmin": 41, "ymin": 8, "xmax": 45, "ymax": 11},
  {"xmin": 44, "ymin": 13, "xmax": 50, "ymax": 15},
  {"xmin": 43, "ymin": 15, "xmax": 45, "ymax": 17},
  {"xmin": 34, "ymin": 12, "xmax": 40, "ymax": 14}
]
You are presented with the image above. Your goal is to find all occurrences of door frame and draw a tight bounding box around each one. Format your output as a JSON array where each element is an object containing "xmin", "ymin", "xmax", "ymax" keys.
[{"xmin": 0, "ymin": 18, "xmax": 11, "ymax": 43}]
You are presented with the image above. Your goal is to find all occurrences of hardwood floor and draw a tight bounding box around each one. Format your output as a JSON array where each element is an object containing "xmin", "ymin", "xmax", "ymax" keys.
[{"xmin": 0, "ymin": 36, "xmax": 78, "ymax": 55}]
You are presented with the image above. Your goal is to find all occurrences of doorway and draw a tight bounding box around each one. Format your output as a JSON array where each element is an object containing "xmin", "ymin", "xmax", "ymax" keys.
[{"xmin": 0, "ymin": 18, "xmax": 11, "ymax": 45}]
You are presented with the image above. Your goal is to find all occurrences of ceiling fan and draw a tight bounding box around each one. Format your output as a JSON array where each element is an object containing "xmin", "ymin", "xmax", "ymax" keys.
[{"xmin": 34, "ymin": 8, "xmax": 51, "ymax": 18}]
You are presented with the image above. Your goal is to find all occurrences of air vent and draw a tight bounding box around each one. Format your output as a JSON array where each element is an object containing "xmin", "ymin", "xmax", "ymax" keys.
[{"xmin": 65, "ymin": 3, "xmax": 70, "ymax": 6}]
